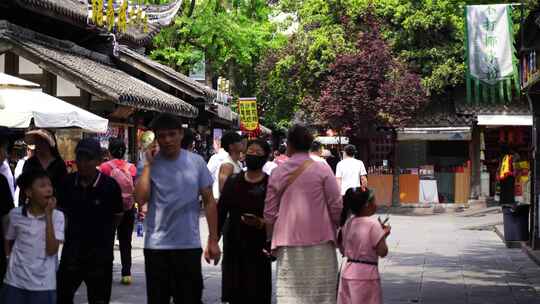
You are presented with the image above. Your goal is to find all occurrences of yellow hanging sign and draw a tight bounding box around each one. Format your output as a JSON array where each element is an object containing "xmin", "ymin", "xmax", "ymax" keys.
[{"xmin": 238, "ymin": 98, "xmax": 259, "ymax": 132}]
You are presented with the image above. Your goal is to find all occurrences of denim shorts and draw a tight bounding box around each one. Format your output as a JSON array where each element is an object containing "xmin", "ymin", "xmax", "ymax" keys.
[{"xmin": 0, "ymin": 284, "xmax": 56, "ymax": 304}]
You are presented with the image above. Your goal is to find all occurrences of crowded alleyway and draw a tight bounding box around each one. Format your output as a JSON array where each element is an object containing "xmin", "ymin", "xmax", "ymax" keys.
[{"xmin": 75, "ymin": 211, "xmax": 540, "ymax": 304}]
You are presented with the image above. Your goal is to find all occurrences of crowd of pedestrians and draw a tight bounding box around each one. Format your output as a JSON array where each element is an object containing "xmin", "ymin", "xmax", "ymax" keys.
[{"xmin": 0, "ymin": 115, "xmax": 392, "ymax": 304}]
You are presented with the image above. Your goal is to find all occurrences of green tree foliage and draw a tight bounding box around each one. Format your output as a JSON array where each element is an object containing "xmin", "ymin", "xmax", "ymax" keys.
[
  {"xmin": 151, "ymin": 0, "xmax": 286, "ymax": 97},
  {"xmin": 257, "ymin": 0, "xmax": 354, "ymax": 128},
  {"xmin": 257, "ymin": 0, "xmax": 535, "ymax": 127}
]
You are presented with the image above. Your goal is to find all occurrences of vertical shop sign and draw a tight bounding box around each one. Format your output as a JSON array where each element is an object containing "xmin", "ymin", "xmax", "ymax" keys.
[
  {"xmin": 465, "ymin": 4, "xmax": 519, "ymax": 103},
  {"xmin": 238, "ymin": 98, "xmax": 260, "ymax": 137}
]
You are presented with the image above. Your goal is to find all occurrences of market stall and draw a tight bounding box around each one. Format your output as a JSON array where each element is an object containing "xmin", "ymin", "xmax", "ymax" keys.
[
  {"xmin": 480, "ymin": 125, "xmax": 532, "ymax": 204},
  {"xmin": 393, "ymin": 126, "xmax": 473, "ymax": 204},
  {"xmin": 366, "ymin": 166, "xmax": 393, "ymax": 207}
]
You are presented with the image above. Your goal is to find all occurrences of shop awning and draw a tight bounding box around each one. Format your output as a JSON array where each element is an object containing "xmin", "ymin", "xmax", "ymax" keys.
[
  {"xmin": 0, "ymin": 88, "xmax": 108, "ymax": 133},
  {"xmin": 398, "ymin": 127, "xmax": 471, "ymax": 141},
  {"xmin": 477, "ymin": 115, "xmax": 533, "ymax": 126}
]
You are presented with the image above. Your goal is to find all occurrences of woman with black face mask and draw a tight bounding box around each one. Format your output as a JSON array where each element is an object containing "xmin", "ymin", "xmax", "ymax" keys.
[{"xmin": 217, "ymin": 139, "xmax": 272, "ymax": 304}]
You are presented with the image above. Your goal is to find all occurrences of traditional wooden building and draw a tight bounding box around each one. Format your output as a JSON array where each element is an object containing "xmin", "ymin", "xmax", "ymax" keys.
[
  {"xmin": 393, "ymin": 91, "xmax": 532, "ymax": 208},
  {"xmin": 520, "ymin": 6, "xmax": 540, "ymax": 249},
  {"xmin": 0, "ymin": 0, "xmax": 236, "ymax": 160}
]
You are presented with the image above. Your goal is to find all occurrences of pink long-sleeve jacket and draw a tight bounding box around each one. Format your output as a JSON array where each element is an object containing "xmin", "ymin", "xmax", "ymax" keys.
[{"xmin": 264, "ymin": 153, "xmax": 343, "ymax": 250}]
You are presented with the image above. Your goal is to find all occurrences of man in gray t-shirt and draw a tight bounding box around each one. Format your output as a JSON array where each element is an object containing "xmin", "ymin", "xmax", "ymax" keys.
[{"xmin": 135, "ymin": 114, "xmax": 220, "ymax": 304}]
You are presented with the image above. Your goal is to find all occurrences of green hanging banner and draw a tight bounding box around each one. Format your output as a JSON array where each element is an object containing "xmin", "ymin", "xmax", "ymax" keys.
[{"xmin": 465, "ymin": 4, "xmax": 520, "ymax": 104}]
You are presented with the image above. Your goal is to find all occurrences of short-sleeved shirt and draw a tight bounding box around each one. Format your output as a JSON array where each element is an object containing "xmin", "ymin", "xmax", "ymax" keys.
[
  {"xmin": 212, "ymin": 155, "xmax": 242, "ymax": 199},
  {"xmin": 340, "ymin": 216, "xmax": 385, "ymax": 280},
  {"xmin": 262, "ymin": 161, "xmax": 278, "ymax": 176},
  {"xmin": 145, "ymin": 150, "xmax": 214, "ymax": 250},
  {"xmin": 336, "ymin": 157, "xmax": 367, "ymax": 195},
  {"xmin": 207, "ymin": 149, "xmax": 228, "ymax": 178},
  {"xmin": 57, "ymin": 172, "xmax": 123, "ymax": 263},
  {"xmin": 4, "ymin": 207, "xmax": 64, "ymax": 290}
]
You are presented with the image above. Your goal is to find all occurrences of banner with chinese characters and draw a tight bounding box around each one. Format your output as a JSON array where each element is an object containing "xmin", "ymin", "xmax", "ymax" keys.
[
  {"xmin": 238, "ymin": 97, "xmax": 260, "ymax": 137},
  {"xmin": 465, "ymin": 4, "xmax": 519, "ymax": 104}
]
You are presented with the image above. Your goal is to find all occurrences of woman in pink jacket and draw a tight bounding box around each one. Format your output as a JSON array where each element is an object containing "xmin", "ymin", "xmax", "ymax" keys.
[
  {"xmin": 265, "ymin": 125, "xmax": 343, "ymax": 304},
  {"xmin": 338, "ymin": 188, "xmax": 391, "ymax": 304}
]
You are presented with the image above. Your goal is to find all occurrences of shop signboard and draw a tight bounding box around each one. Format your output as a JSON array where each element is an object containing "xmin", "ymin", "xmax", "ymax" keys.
[
  {"xmin": 213, "ymin": 128, "xmax": 223, "ymax": 152},
  {"xmin": 96, "ymin": 125, "xmax": 126, "ymax": 148},
  {"xmin": 238, "ymin": 97, "xmax": 260, "ymax": 136}
]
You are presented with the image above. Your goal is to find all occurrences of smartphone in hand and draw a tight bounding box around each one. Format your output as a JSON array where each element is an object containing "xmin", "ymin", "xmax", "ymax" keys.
[{"xmin": 378, "ymin": 216, "xmax": 390, "ymax": 226}]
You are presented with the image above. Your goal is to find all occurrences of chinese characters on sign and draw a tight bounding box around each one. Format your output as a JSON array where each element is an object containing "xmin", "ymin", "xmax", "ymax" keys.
[
  {"xmin": 482, "ymin": 7, "xmax": 500, "ymax": 81},
  {"xmin": 238, "ymin": 98, "xmax": 259, "ymax": 132},
  {"xmin": 465, "ymin": 4, "xmax": 519, "ymax": 103}
]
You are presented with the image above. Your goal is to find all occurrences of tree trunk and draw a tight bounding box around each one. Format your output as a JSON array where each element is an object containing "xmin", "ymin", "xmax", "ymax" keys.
[
  {"xmin": 391, "ymin": 129, "xmax": 400, "ymax": 207},
  {"xmin": 205, "ymin": 56, "xmax": 214, "ymax": 88}
]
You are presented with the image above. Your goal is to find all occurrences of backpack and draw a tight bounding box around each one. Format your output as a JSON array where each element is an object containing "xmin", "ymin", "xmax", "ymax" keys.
[{"xmin": 108, "ymin": 161, "xmax": 135, "ymax": 210}]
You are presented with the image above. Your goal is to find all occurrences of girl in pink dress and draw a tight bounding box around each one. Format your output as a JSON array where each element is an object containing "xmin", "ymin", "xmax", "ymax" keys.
[{"xmin": 337, "ymin": 188, "xmax": 391, "ymax": 304}]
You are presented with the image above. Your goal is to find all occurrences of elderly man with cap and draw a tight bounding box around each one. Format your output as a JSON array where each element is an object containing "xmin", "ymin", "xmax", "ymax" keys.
[{"xmin": 56, "ymin": 138, "xmax": 124, "ymax": 304}]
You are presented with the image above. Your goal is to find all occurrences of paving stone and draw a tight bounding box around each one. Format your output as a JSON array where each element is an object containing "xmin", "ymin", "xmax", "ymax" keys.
[{"xmin": 70, "ymin": 213, "xmax": 540, "ymax": 304}]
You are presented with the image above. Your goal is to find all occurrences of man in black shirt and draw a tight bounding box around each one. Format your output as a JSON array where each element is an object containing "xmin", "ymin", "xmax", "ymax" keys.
[
  {"xmin": 0, "ymin": 137, "xmax": 14, "ymax": 286},
  {"xmin": 57, "ymin": 138, "xmax": 123, "ymax": 304}
]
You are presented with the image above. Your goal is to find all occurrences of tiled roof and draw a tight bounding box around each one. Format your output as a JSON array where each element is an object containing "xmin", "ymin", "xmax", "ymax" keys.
[
  {"xmin": 8, "ymin": 0, "xmax": 159, "ymax": 46},
  {"xmin": 117, "ymin": 46, "xmax": 231, "ymax": 105},
  {"xmin": 407, "ymin": 97, "xmax": 532, "ymax": 128},
  {"xmin": 0, "ymin": 21, "xmax": 197, "ymax": 118},
  {"xmin": 455, "ymin": 99, "xmax": 531, "ymax": 116},
  {"xmin": 408, "ymin": 99, "xmax": 475, "ymax": 128}
]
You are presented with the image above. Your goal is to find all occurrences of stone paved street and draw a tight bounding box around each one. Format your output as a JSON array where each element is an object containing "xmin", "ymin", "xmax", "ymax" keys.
[{"xmin": 73, "ymin": 211, "xmax": 540, "ymax": 304}]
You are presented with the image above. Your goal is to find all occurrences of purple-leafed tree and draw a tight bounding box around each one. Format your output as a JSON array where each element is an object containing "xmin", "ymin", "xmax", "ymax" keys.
[
  {"xmin": 307, "ymin": 13, "xmax": 428, "ymax": 205},
  {"xmin": 314, "ymin": 15, "xmax": 427, "ymax": 132}
]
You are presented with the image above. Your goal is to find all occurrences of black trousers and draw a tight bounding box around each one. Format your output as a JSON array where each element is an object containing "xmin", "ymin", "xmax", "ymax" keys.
[
  {"xmin": 57, "ymin": 259, "xmax": 113, "ymax": 304},
  {"xmin": 117, "ymin": 208, "xmax": 135, "ymax": 276},
  {"xmin": 144, "ymin": 248, "xmax": 203, "ymax": 304}
]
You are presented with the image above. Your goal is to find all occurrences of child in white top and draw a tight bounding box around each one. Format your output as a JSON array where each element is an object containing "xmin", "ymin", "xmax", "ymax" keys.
[{"xmin": 0, "ymin": 169, "xmax": 64, "ymax": 304}]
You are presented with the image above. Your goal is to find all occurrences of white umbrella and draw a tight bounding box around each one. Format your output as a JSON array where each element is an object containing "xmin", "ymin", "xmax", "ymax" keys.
[
  {"xmin": 0, "ymin": 73, "xmax": 40, "ymax": 88},
  {"xmin": 0, "ymin": 73, "xmax": 108, "ymax": 133}
]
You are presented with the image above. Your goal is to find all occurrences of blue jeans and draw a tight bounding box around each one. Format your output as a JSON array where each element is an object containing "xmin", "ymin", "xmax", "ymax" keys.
[{"xmin": 0, "ymin": 284, "xmax": 56, "ymax": 304}]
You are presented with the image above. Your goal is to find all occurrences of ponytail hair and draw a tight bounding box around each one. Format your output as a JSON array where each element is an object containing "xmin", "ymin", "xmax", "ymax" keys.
[{"xmin": 339, "ymin": 187, "xmax": 374, "ymax": 226}]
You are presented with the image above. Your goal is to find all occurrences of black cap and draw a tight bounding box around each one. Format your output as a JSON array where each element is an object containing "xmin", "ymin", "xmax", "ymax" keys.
[{"xmin": 76, "ymin": 138, "xmax": 102, "ymax": 160}]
